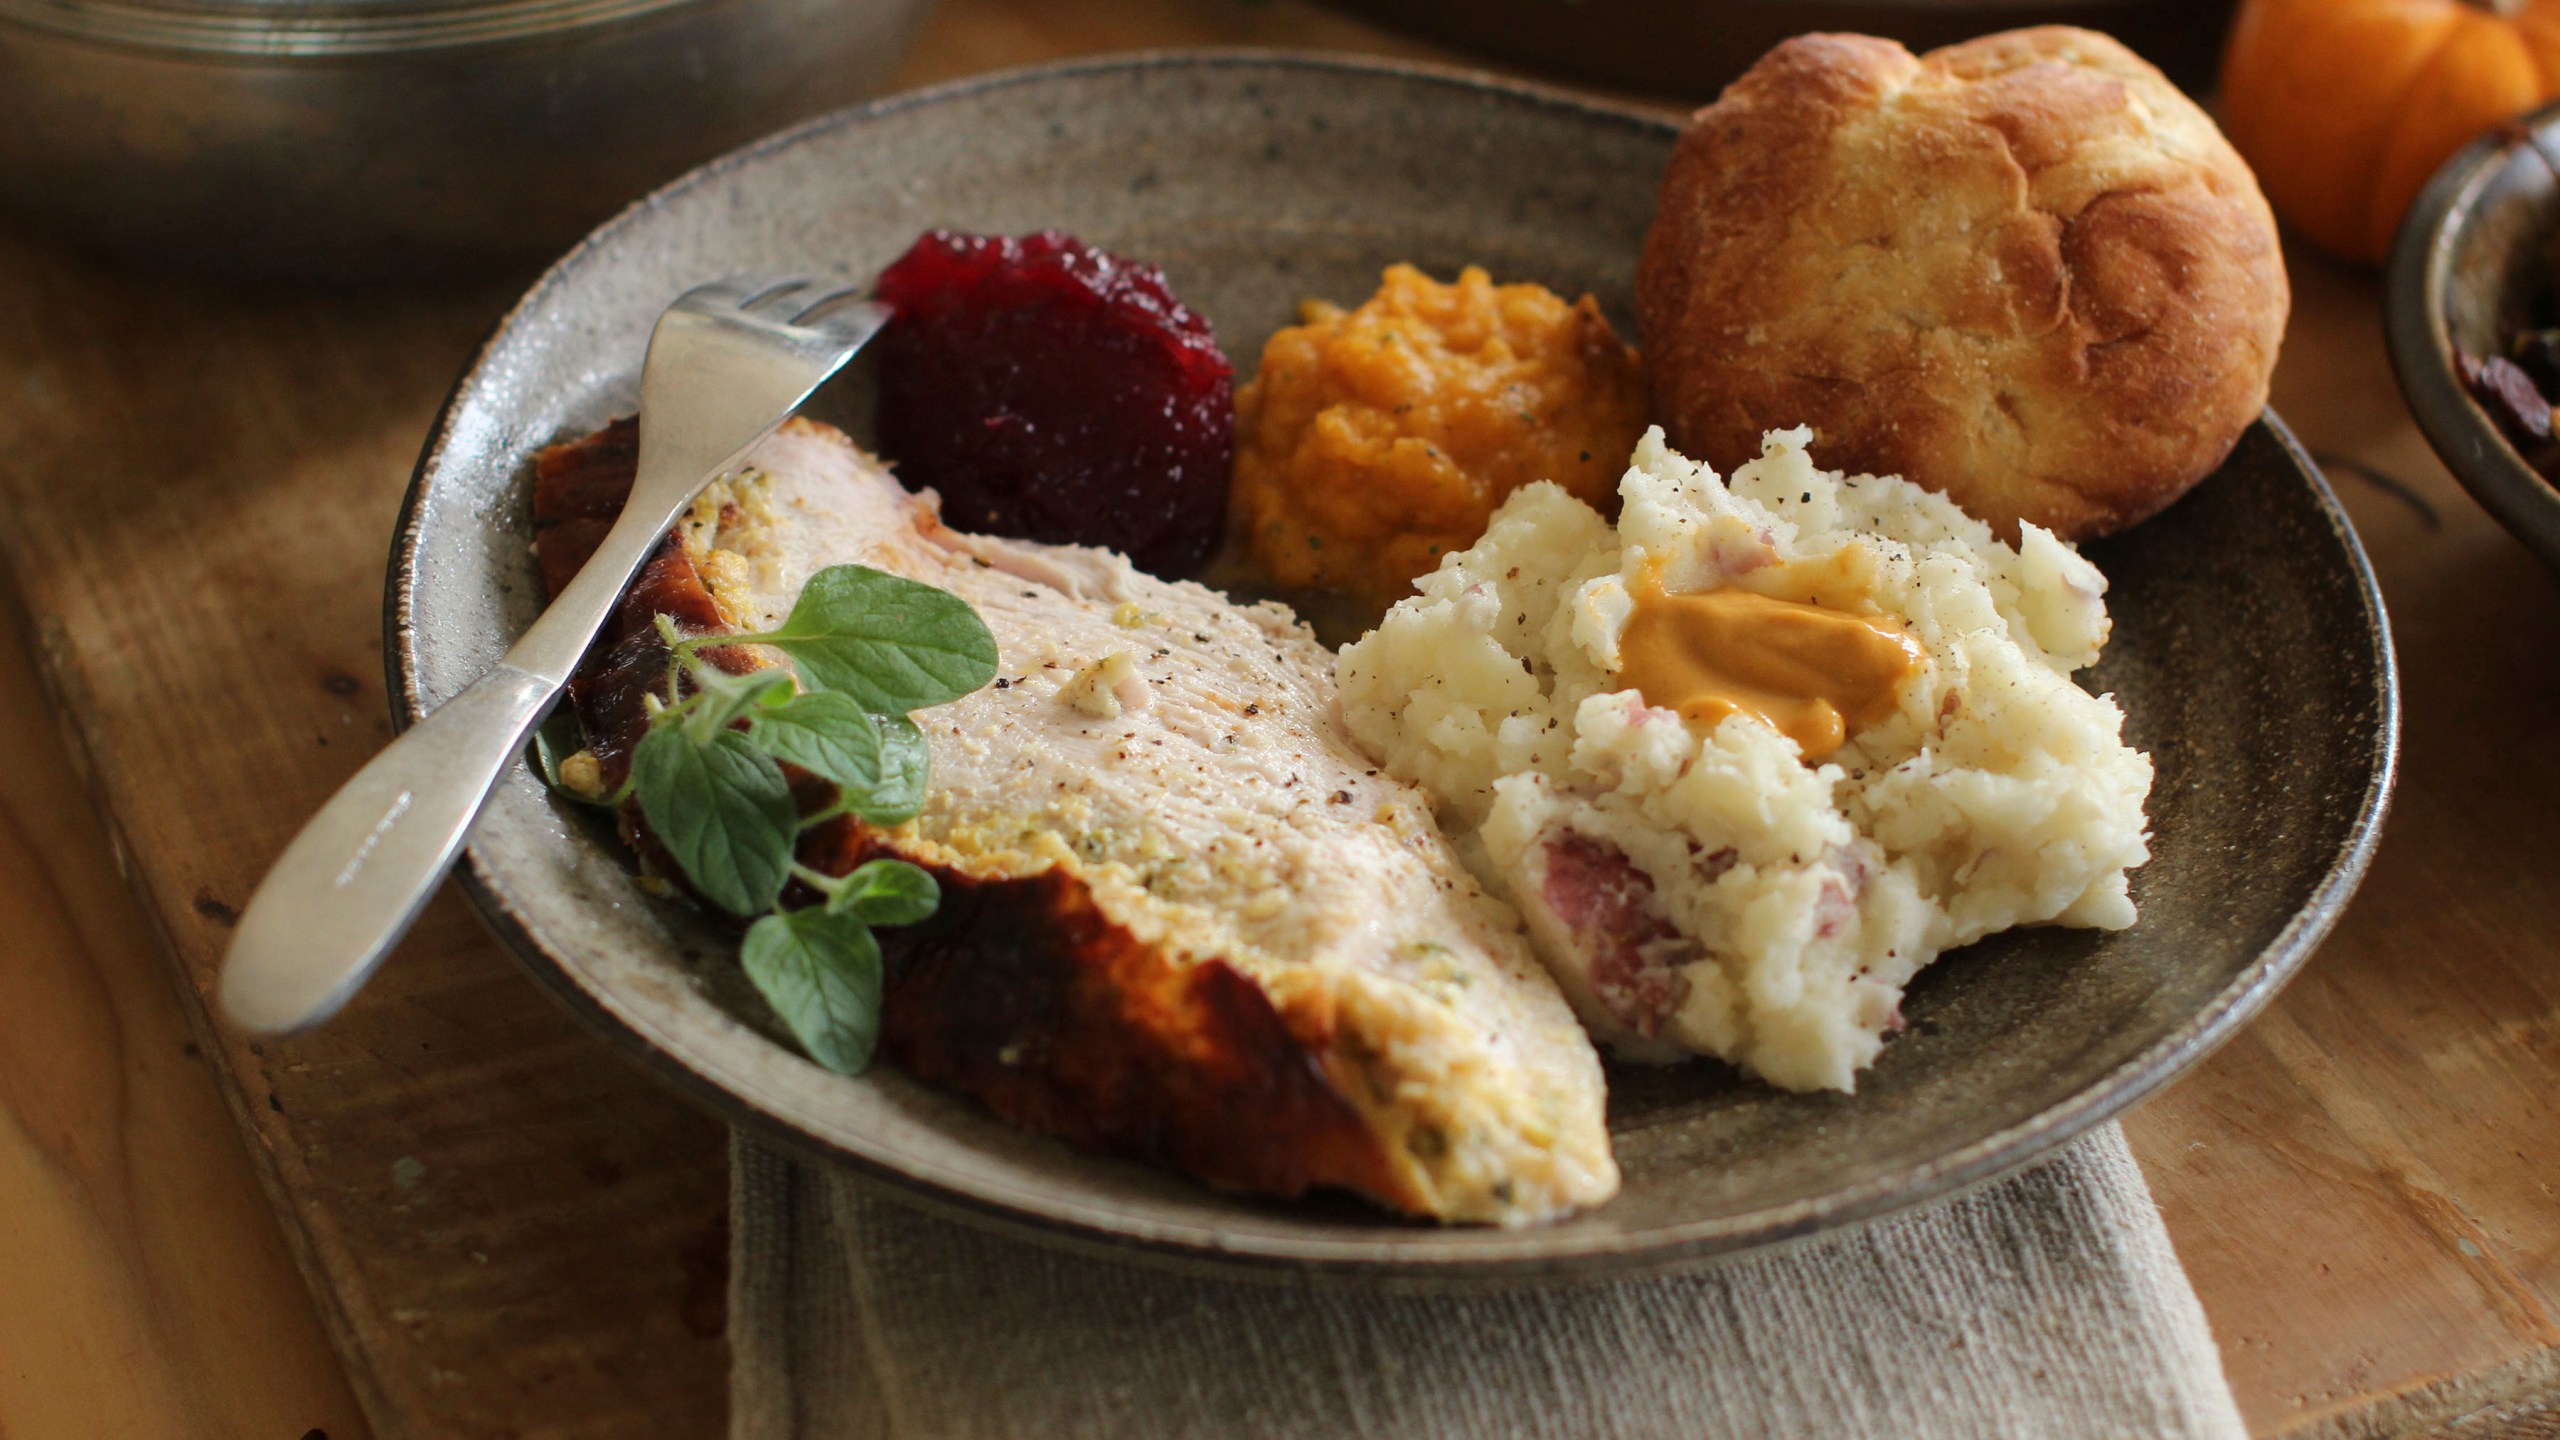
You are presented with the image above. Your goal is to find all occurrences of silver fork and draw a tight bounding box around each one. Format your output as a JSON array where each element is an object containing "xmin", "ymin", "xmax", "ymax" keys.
[{"xmin": 220, "ymin": 278, "xmax": 890, "ymax": 1035}]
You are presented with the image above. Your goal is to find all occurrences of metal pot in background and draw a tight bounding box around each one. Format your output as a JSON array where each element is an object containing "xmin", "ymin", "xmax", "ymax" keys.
[
  {"xmin": 1337, "ymin": 0, "xmax": 2236, "ymax": 100},
  {"xmin": 0, "ymin": 0, "xmax": 933, "ymax": 279}
]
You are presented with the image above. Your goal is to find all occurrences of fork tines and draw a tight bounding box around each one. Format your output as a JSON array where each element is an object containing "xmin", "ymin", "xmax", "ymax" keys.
[{"xmin": 686, "ymin": 275, "xmax": 877, "ymax": 331}]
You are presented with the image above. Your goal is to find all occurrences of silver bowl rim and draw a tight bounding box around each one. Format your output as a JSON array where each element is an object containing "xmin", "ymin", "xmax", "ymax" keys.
[{"xmin": 0, "ymin": 0, "xmax": 712, "ymax": 56}]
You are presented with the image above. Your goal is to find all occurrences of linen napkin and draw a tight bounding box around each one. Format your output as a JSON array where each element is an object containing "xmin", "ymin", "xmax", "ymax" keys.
[{"xmin": 729, "ymin": 1122, "xmax": 2246, "ymax": 1440}]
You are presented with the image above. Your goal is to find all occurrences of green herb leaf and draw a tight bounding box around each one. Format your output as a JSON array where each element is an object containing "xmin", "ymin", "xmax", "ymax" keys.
[
  {"xmin": 747, "ymin": 691, "xmax": 876, "ymax": 780},
  {"xmin": 740, "ymin": 565, "xmax": 998, "ymax": 714},
  {"xmin": 865, "ymin": 715, "xmax": 931, "ymax": 824},
  {"xmin": 632, "ymin": 726, "xmax": 797, "ymax": 915},
  {"xmin": 825, "ymin": 858, "xmax": 940, "ymax": 928},
  {"xmin": 679, "ymin": 665, "xmax": 795, "ymax": 743},
  {"xmin": 737, "ymin": 691, "xmax": 896, "ymax": 814},
  {"xmin": 748, "ymin": 695, "xmax": 932, "ymax": 825},
  {"xmin": 742, "ymin": 907, "xmax": 883, "ymax": 1074}
]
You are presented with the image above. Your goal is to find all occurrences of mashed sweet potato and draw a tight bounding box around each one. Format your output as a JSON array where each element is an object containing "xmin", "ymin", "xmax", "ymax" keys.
[{"xmin": 1231, "ymin": 264, "xmax": 1647, "ymax": 611}]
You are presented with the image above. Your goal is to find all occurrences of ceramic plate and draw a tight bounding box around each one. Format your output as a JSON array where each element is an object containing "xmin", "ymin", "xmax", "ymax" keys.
[{"xmin": 391, "ymin": 53, "xmax": 2398, "ymax": 1281}]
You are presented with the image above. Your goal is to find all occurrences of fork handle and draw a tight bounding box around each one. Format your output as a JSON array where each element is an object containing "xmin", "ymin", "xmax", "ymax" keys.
[
  {"xmin": 218, "ymin": 662, "xmax": 564, "ymax": 1033},
  {"xmin": 219, "ymin": 480, "xmax": 688, "ymax": 1034}
]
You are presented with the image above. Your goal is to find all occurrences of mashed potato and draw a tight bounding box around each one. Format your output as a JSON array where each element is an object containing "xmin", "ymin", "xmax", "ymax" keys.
[{"xmin": 1337, "ymin": 426, "xmax": 2152, "ymax": 1092}]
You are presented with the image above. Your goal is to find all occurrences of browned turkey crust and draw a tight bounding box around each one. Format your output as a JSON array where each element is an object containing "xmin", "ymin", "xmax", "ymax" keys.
[
  {"xmin": 811, "ymin": 826, "xmax": 1409, "ymax": 1204},
  {"xmin": 531, "ymin": 420, "xmax": 1618, "ymax": 1224}
]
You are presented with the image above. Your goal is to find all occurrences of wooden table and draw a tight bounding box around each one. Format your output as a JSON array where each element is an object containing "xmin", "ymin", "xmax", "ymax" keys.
[{"xmin": 3, "ymin": 4, "xmax": 2557, "ymax": 1437}]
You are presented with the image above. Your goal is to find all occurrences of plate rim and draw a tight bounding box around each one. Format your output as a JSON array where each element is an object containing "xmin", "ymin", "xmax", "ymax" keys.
[{"xmin": 387, "ymin": 49, "xmax": 2403, "ymax": 1282}]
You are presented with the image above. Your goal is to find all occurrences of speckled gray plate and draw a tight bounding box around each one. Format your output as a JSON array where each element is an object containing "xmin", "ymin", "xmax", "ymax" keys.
[{"xmin": 390, "ymin": 53, "xmax": 2399, "ymax": 1282}]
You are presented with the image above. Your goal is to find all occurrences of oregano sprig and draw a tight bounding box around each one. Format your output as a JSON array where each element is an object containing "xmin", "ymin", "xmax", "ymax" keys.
[
  {"xmin": 741, "ymin": 906, "xmax": 885, "ymax": 1075},
  {"xmin": 675, "ymin": 565, "xmax": 999, "ymax": 715},
  {"xmin": 751, "ymin": 693, "xmax": 932, "ymax": 825},
  {"xmin": 595, "ymin": 563, "xmax": 995, "ymax": 1076},
  {"xmin": 632, "ymin": 725, "xmax": 797, "ymax": 915}
]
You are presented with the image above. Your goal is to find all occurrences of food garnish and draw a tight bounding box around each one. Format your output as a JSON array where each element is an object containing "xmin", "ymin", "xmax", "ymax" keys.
[
  {"xmin": 590, "ymin": 562, "xmax": 995, "ymax": 1075},
  {"xmin": 875, "ymin": 229, "xmax": 1235, "ymax": 577},
  {"xmin": 1231, "ymin": 263, "xmax": 1645, "ymax": 614}
]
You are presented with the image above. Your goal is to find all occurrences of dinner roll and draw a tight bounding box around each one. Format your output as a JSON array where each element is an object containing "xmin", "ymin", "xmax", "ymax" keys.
[{"xmin": 1636, "ymin": 27, "xmax": 2287, "ymax": 540}]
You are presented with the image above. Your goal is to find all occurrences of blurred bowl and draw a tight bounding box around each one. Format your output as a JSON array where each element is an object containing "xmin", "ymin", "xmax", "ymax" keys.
[
  {"xmin": 0, "ymin": 0, "xmax": 931, "ymax": 279},
  {"xmin": 1332, "ymin": 0, "xmax": 2237, "ymax": 99},
  {"xmin": 2386, "ymin": 103, "xmax": 2560, "ymax": 572}
]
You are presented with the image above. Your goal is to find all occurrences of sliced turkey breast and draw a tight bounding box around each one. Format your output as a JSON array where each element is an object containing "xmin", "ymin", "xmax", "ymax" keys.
[{"xmin": 533, "ymin": 418, "xmax": 1618, "ymax": 1225}]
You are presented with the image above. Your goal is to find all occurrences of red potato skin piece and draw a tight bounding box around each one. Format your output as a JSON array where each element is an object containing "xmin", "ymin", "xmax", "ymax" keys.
[
  {"xmin": 1537, "ymin": 831, "xmax": 1690, "ymax": 1037},
  {"xmin": 528, "ymin": 421, "xmax": 1415, "ymax": 1212}
]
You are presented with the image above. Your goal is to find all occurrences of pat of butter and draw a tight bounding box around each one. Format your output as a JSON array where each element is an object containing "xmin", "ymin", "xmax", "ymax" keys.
[{"xmin": 1059, "ymin": 651, "xmax": 1145, "ymax": 720}]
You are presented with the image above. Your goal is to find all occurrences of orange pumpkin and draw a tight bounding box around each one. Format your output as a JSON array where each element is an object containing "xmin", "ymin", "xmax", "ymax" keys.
[{"xmin": 2222, "ymin": 0, "xmax": 2560, "ymax": 264}]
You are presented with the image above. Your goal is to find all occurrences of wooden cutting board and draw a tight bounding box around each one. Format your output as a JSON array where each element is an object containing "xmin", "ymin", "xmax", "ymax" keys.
[{"xmin": 1, "ymin": 4, "xmax": 2557, "ymax": 1437}]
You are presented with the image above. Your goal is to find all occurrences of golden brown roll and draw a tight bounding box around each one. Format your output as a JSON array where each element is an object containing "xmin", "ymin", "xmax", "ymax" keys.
[{"xmin": 1636, "ymin": 27, "xmax": 2288, "ymax": 540}]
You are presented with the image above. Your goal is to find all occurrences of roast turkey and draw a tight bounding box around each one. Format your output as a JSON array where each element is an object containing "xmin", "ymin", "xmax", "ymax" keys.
[{"xmin": 533, "ymin": 417, "xmax": 1617, "ymax": 1225}]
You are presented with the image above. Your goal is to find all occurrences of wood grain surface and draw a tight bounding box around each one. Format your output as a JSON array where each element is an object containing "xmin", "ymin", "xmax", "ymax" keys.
[
  {"xmin": 0, "ymin": 3, "xmax": 2555, "ymax": 1438},
  {"xmin": 2121, "ymin": 250, "xmax": 2560, "ymax": 1440},
  {"xmin": 0, "ymin": 581, "xmax": 370, "ymax": 1440}
]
